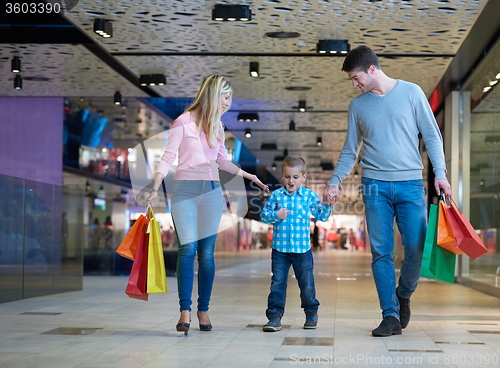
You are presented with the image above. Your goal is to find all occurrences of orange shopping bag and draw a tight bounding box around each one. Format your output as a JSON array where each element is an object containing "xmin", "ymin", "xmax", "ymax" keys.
[
  {"xmin": 116, "ymin": 214, "xmax": 149, "ymax": 260},
  {"xmin": 437, "ymin": 199, "xmax": 464, "ymax": 255}
]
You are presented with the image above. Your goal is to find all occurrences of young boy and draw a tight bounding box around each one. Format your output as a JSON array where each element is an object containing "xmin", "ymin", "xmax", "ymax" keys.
[{"xmin": 260, "ymin": 156, "xmax": 332, "ymax": 331}]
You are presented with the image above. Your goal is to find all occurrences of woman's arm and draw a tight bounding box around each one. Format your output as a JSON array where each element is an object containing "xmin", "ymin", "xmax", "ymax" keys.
[
  {"xmin": 236, "ymin": 168, "xmax": 269, "ymax": 192},
  {"xmin": 145, "ymin": 172, "xmax": 166, "ymax": 205}
]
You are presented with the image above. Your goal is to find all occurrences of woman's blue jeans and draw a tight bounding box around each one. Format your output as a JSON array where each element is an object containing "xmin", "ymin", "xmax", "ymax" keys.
[
  {"xmin": 362, "ymin": 178, "xmax": 427, "ymax": 320},
  {"xmin": 171, "ymin": 180, "xmax": 223, "ymax": 312},
  {"xmin": 266, "ymin": 249, "xmax": 320, "ymax": 319}
]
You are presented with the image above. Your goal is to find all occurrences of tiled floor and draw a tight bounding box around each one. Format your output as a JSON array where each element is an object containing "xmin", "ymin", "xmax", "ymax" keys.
[{"xmin": 1, "ymin": 249, "xmax": 500, "ymax": 368}]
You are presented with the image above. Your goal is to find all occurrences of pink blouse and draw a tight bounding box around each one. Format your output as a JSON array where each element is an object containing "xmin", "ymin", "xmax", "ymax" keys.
[{"xmin": 156, "ymin": 111, "xmax": 240, "ymax": 181}]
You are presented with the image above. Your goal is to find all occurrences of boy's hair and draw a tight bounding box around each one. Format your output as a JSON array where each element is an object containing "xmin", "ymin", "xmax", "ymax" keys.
[
  {"xmin": 341, "ymin": 45, "xmax": 380, "ymax": 73},
  {"xmin": 282, "ymin": 155, "xmax": 307, "ymax": 173}
]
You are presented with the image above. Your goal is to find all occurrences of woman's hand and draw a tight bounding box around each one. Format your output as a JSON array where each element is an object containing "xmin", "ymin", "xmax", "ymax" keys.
[
  {"xmin": 146, "ymin": 190, "xmax": 158, "ymax": 206},
  {"xmin": 251, "ymin": 174, "xmax": 270, "ymax": 192}
]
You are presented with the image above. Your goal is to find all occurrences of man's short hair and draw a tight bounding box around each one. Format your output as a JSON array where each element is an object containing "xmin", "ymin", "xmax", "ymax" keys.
[
  {"xmin": 282, "ymin": 155, "xmax": 307, "ymax": 173},
  {"xmin": 342, "ymin": 45, "xmax": 380, "ymax": 73}
]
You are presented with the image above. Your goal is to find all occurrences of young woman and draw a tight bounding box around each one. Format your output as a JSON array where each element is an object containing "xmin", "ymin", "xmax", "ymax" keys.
[{"xmin": 146, "ymin": 74, "xmax": 268, "ymax": 335}]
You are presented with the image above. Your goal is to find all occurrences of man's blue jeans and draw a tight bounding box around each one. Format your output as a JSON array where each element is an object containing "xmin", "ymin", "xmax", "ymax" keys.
[
  {"xmin": 266, "ymin": 249, "xmax": 320, "ymax": 319},
  {"xmin": 362, "ymin": 178, "xmax": 427, "ymax": 320},
  {"xmin": 171, "ymin": 180, "xmax": 223, "ymax": 312}
]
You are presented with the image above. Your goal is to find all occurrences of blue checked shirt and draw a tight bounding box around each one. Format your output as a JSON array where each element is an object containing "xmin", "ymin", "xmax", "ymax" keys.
[{"xmin": 260, "ymin": 186, "xmax": 332, "ymax": 253}]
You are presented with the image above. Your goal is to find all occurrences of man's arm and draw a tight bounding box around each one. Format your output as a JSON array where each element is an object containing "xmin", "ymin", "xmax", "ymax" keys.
[{"xmin": 413, "ymin": 86, "xmax": 451, "ymax": 197}]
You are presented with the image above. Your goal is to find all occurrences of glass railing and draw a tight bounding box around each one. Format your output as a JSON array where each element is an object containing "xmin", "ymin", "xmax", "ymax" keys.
[{"xmin": 0, "ymin": 173, "xmax": 84, "ymax": 303}]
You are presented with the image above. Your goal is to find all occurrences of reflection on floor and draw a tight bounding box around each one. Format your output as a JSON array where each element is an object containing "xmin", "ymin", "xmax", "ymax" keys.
[{"xmin": 1, "ymin": 250, "xmax": 500, "ymax": 367}]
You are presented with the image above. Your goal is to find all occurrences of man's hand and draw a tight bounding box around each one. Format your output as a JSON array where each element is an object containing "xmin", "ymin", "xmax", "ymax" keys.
[
  {"xmin": 435, "ymin": 178, "xmax": 451, "ymax": 198},
  {"xmin": 277, "ymin": 208, "xmax": 292, "ymax": 220},
  {"xmin": 323, "ymin": 185, "xmax": 340, "ymax": 204}
]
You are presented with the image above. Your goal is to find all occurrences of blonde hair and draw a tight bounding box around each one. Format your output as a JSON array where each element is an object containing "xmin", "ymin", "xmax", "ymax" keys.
[
  {"xmin": 282, "ymin": 156, "xmax": 307, "ymax": 173},
  {"xmin": 185, "ymin": 74, "xmax": 232, "ymax": 148}
]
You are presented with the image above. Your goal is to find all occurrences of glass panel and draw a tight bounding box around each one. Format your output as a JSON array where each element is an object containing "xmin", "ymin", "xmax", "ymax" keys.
[
  {"xmin": 0, "ymin": 175, "xmax": 24, "ymax": 303},
  {"xmin": 53, "ymin": 187, "xmax": 84, "ymax": 293},
  {"xmin": 469, "ymin": 98, "xmax": 500, "ymax": 288},
  {"xmin": 23, "ymin": 180, "xmax": 57, "ymax": 299},
  {"xmin": 0, "ymin": 173, "xmax": 84, "ymax": 303}
]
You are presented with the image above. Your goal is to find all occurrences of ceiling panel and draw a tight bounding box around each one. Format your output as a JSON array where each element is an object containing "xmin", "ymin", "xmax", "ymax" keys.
[
  {"xmin": 0, "ymin": 44, "xmax": 149, "ymax": 97},
  {"xmin": 64, "ymin": 0, "xmax": 486, "ymax": 54}
]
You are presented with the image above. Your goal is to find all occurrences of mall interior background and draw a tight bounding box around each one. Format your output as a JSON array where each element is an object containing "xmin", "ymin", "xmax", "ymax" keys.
[{"xmin": 1, "ymin": 0, "xmax": 500, "ymax": 304}]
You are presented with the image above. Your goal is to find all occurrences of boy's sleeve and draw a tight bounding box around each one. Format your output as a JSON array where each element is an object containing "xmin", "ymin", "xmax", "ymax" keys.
[
  {"xmin": 309, "ymin": 192, "xmax": 332, "ymax": 222},
  {"xmin": 260, "ymin": 191, "xmax": 282, "ymax": 224}
]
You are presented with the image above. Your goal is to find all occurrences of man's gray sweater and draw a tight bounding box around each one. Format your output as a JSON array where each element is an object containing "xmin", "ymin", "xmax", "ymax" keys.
[{"xmin": 329, "ymin": 80, "xmax": 447, "ymax": 186}]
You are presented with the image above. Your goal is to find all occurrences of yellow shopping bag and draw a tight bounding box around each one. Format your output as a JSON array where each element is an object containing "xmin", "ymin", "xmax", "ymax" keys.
[{"xmin": 146, "ymin": 207, "xmax": 168, "ymax": 293}]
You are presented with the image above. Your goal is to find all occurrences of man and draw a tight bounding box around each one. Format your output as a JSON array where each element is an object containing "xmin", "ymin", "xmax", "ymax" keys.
[{"xmin": 323, "ymin": 45, "xmax": 451, "ymax": 337}]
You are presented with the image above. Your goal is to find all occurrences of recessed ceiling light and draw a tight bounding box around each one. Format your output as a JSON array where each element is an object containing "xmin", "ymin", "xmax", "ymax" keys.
[
  {"xmin": 299, "ymin": 100, "xmax": 306, "ymax": 112},
  {"xmin": 249, "ymin": 62, "xmax": 259, "ymax": 77},
  {"xmin": 14, "ymin": 75, "xmax": 22, "ymax": 89},
  {"xmin": 11, "ymin": 56, "xmax": 21, "ymax": 73},
  {"xmin": 265, "ymin": 32, "xmax": 301, "ymax": 39},
  {"xmin": 496, "ymin": 72, "xmax": 500, "ymax": 79},
  {"xmin": 490, "ymin": 80, "xmax": 498, "ymax": 86}
]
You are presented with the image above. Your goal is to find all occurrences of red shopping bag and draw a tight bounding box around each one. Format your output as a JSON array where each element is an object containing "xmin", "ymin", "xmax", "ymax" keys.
[
  {"xmin": 116, "ymin": 214, "xmax": 149, "ymax": 260},
  {"xmin": 125, "ymin": 231, "xmax": 150, "ymax": 301},
  {"xmin": 327, "ymin": 230, "xmax": 338, "ymax": 242},
  {"xmin": 437, "ymin": 200, "xmax": 464, "ymax": 255},
  {"xmin": 449, "ymin": 200, "xmax": 488, "ymax": 260}
]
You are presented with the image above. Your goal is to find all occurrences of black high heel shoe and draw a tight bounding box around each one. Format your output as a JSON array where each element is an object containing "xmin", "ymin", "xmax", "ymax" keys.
[
  {"xmin": 176, "ymin": 311, "xmax": 191, "ymax": 335},
  {"xmin": 197, "ymin": 311, "xmax": 212, "ymax": 332}
]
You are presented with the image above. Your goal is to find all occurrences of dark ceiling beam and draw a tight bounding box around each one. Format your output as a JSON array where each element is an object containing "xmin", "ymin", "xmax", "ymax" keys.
[
  {"xmin": 0, "ymin": 24, "xmax": 92, "ymax": 43},
  {"xmin": 112, "ymin": 52, "xmax": 455, "ymax": 58},
  {"xmin": 432, "ymin": 0, "xmax": 500, "ymax": 112}
]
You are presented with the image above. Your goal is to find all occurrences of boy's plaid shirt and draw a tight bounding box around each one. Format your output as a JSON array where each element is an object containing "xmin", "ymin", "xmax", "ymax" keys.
[{"xmin": 260, "ymin": 186, "xmax": 331, "ymax": 253}]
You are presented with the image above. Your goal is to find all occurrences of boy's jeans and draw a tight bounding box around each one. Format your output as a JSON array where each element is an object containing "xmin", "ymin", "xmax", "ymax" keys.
[
  {"xmin": 266, "ymin": 249, "xmax": 320, "ymax": 319},
  {"xmin": 362, "ymin": 178, "xmax": 427, "ymax": 320},
  {"xmin": 171, "ymin": 180, "xmax": 223, "ymax": 312}
]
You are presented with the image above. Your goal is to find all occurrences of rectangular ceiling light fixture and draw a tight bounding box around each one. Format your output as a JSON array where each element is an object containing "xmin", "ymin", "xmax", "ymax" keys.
[
  {"xmin": 316, "ymin": 39, "xmax": 350, "ymax": 54},
  {"xmin": 94, "ymin": 19, "xmax": 113, "ymax": 38},
  {"xmin": 139, "ymin": 74, "xmax": 166, "ymax": 86},
  {"xmin": 237, "ymin": 113, "xmax": 259, "ymax": 122},
  {"xmin": 212, "ymin": 4, "xmax": 252, "ymax": 21}
]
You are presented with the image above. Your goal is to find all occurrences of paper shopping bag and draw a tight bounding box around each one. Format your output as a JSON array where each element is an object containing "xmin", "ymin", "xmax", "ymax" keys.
[
  {"xmin": 125, "ymin": 230, "xmax": 149, "ymax": 300},
  {"xmin": 449, "ymin": 201, "xmax": 488, "ymax": 260},
  {"xmin": 420, "ymin": 203, "xmax": 456, "ymax": 284},
  {"xmin": 116, "ymin": 214, "xmax": 149, "ymax": 260},
  {"xmin": 146, "ymin": 209, "xmax": 168, "ymax": 294},
  {"xmin": 437, "ymin": 200, "xmax": 464, "ymax": 255}
]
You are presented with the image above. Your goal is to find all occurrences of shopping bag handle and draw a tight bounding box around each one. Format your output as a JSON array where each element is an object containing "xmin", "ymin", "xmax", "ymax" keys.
[
  {"xmin": 146, "ymin": 204, "xmax": 155, "ymax": 220},
  {"xmin": 439, "ymin": 194, "xmax": 450, "ymax": 205}
]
